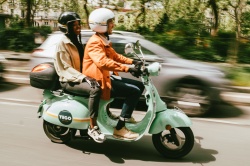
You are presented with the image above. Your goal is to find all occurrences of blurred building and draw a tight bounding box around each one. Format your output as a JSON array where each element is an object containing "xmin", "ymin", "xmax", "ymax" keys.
[
  {"xmin": 0, "ymin": 0, "xmax": 136, "ymax": 30},
  {"xmin": 0, "ymin": 0, "xmax": 68, "ymax": 30}
]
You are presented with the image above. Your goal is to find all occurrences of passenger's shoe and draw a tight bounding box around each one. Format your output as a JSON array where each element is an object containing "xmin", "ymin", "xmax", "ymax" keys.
[
  {"xmin": 88, "ymin": 126, "xmax": 106, "ymax": 143},
  {"xmin": 113, "ymin": 126, "xmax": 139, "ymax": 140}
]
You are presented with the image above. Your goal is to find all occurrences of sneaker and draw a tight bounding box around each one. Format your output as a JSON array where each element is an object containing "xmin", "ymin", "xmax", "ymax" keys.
[
  {"xmin": 88, "ymin": 126, "xmax": 106, "ymax": 143},
  {"xmin": 113, "ymin": 126, "xmax": 139, "ymax": 140}
]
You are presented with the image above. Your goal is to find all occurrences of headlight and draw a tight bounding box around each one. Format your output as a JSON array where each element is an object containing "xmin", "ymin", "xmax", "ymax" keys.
[{"xmin": 146, "ymin": 62, "xmax": 161, "ymax": 76}]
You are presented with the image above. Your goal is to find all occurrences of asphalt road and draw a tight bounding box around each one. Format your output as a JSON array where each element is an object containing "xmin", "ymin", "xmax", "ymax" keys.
[{"xmin": 1, "ymin": 88, "xmax": 250, "ymax": 166}]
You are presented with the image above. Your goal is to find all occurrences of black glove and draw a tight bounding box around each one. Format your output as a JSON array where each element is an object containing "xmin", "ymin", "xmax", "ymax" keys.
[
  {"xmin": 83, "ymin": 76, "xmax": 100, "ymax": 88},
  {"xmin": 132, "ymin": 60, "xmax": 143, "ymax": 66},
  {"xmin": 128, "ymin": 67, "xmax": 142, "ymax": 78}
]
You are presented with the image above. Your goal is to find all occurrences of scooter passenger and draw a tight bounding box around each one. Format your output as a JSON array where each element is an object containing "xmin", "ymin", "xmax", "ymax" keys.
[
  {"xmin": 83, "ymin": 8, "xmax": 144, "ymax": 140},
  {"xmin": 54, "ymin": 12, "xmax": 105, "ymax": 143}
]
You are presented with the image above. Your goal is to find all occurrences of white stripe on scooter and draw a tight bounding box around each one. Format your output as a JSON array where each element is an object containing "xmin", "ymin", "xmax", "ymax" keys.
[{"xmin": 46, "ymin": 111, "xmax": 90, "ymax": 122}]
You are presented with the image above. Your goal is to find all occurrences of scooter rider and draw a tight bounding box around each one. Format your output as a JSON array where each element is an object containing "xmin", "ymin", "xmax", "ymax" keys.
[
  {"xmin": 54, "ymin": 11, "xmax": 105, "ymax": 143},
  {"xmin": 83, "ymin": 8, "xmax": 144, "ymax": 139}
]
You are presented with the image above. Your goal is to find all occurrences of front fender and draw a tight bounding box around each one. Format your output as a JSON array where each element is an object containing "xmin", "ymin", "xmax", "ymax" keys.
[{"xmin": 149, "ymin": 108, "xmax": 192, "ymax": 134}]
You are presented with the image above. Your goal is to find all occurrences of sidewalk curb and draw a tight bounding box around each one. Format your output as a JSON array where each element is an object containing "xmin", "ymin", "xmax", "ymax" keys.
[{"xmin": 229, "ymin": 86, "xmax": 250, "ymax": 93}]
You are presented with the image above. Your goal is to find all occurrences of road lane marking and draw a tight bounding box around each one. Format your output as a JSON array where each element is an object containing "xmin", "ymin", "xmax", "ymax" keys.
[{"xmin": 0, "ymin": 101, "xmax": 38, "ymax": 107}]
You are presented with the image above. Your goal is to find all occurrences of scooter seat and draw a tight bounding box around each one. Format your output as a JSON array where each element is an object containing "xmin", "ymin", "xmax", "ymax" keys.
[
  {"xmin": 53, "ymin": 89, "xmax": 90, "ymax": 98},
  {"xmin": 64, "ymin": 90, "xmax": 90, "ymax": 98}
]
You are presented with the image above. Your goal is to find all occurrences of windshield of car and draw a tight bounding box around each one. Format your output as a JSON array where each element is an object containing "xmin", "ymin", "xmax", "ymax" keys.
[
  {"xmin": 112, "ymin": 42, "xmax": 154, "ymax": 55},
  {"xmin": 80, "ymin": 33, "xmax": 179, "ymax": 61},
  {"xmin": 110, "ymin": 36, "xmax": 179, "ymax": 61}
]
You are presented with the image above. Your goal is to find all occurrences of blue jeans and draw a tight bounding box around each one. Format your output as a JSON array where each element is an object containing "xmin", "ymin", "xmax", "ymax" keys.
[{"xmin": 110, "ymin": 77, "xmax": 144, "ymax": 118}]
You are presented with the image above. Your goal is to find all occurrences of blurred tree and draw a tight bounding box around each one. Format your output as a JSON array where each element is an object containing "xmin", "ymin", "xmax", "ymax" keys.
[
  {"xmin": 219, "ymin": 0, "xmax": 249, "ymax": 64},
  {"xmin": 207, "ymin": 0, "xmax": 219, "ymax": 36},
  {"xmin": 135, "ymin": 0, "xmax": 146, "ymax": 27},
  {"xmin": 26, "ymin": 0, "xmax": 31, "ymax": 27},
  {"xmin": 82, "ymin": 0, "xmax": 90, "ymax": 28},
  {"xmin": 241, "ymin": 11, "xmax": 250, "ymax": 36}
]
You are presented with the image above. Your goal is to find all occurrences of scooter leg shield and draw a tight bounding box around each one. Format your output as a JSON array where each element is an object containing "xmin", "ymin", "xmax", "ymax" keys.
[{"xmin": 149, "ymin": 109, "xmax": 192, "ymax": 134}]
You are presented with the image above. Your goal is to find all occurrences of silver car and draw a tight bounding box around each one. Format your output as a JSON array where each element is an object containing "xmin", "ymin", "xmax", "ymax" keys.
[{"xmin": 29, "ymin": 30, "xmax": 230, "ymax": 117}]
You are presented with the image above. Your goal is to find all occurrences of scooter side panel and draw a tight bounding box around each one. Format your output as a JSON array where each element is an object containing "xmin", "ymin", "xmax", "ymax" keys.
[
  {"xmin": 42, "ymin": 99, "xmax": 90, "ymax": 129},
  {"xmin": 148, "ymin": 109, "xmax": 192, "ymax": 134}
]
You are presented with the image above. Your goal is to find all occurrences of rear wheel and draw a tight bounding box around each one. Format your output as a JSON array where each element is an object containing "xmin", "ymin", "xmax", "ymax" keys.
[
  {"xmin": 164, "ymin": 82, "xmax": 212, "ymax": 117},
  {"xmin": 152, "ymin": 127, "xmax": 194, "ymax": 159},
  {"xmin": 43, "ymin": 120, "xmax": 73, "ymax": 144}
]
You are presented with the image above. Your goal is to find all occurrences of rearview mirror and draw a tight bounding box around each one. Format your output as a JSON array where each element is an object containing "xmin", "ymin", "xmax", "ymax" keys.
[{"xmin": 124, "ymin": 43, "xmax": 134, "ymax": 55}]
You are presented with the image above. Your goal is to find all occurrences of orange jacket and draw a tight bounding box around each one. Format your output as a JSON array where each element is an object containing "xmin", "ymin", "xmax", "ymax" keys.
[{"xmin": 82, "ymin": 33, "xmax": 133, "ymax": 100}]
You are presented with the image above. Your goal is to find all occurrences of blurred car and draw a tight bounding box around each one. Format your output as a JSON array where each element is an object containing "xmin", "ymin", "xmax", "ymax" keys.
[
  {"xmin": 29, "ymin": 30, "xmax": 144, "ymax": 69},
  {"xmin": 0, "ymin": 54, "xmax": 6, "ymax": 82},
  {"xmin": 28, "ymin": 30, "xmax": 230, "ymax": 117}
]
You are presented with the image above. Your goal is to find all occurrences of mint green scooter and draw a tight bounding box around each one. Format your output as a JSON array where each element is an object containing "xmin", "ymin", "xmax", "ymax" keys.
[{"xmin": 34, "ymin": 41, "xmax": 194, "ymax": 159}]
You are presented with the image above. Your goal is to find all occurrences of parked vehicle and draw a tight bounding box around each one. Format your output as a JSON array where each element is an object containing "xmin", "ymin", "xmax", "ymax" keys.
[
  {"xmin": 28, "ymin": 30, "xmax": 230, "ymax": 117},
  {"xmin": 29, "ymin": 41, "xmax": 194, "ymax": 159}
]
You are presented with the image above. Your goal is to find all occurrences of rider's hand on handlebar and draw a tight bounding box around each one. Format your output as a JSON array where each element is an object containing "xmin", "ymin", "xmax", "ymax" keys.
[
  {"xmin": 132, "ymin": 60, "xmax": 143, "ymax": 67},
  {"xmin": 128, "ymin": 67, "xmax": 142, "ymax": 78},
  {"xmin": 83, "ymin": 76, "xmax": 100, "ymax": 88}
]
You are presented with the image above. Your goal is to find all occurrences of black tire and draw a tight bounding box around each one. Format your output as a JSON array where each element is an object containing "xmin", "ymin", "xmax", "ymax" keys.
[
  {"xmin": 43, "ymin": 120, "xmax": 72, "ymax": 144},
  {"xmin": 164, "ymin": 82, "xmax": 212, "ymax": 117},
  {"xmin": 152, "ymin": 127, "xmax": 194, "ymax": 159}
]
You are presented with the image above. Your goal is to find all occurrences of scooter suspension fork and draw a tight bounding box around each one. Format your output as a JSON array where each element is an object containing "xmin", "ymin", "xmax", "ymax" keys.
[{"xmin": 169, "ymin": 128, "xmax": 180, "ymax": 146}]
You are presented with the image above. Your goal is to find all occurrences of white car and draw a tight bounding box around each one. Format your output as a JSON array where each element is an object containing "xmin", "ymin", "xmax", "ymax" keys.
[{"xmin": 28, "ymin": 30, "xmax": 230, "ymax": 117}]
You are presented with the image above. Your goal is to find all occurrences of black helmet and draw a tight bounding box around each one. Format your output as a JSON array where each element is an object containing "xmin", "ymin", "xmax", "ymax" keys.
[{"xmin": 58, "ymin": 12, "xmax": 81, "ymax": 33}]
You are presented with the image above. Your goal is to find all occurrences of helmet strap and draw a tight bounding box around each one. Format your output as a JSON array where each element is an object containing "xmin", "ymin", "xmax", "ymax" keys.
[{"xmin": 104, "ymin": 32, "xmax": 109, "ymax": 40}]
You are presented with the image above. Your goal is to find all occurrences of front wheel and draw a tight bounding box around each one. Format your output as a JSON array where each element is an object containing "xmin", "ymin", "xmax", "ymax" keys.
[
  {"xmin": 152, "ymin": 127, "xmax": 194, "ymax": 159},
  {"xmin": 43, "ymin": 120, "xmax": 73, "ymax": 144}
]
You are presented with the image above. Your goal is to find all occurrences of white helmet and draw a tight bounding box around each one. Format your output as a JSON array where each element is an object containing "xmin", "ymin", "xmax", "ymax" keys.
[{"xmin": 89, "ymin": 8, "xmax": 115, "ymax": 33}]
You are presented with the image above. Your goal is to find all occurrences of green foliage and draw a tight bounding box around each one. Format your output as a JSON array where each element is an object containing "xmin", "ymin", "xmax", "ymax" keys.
[
  {"xmin": 8, "ymin": 15, "xmax": 25, "ymax": 28},
  {"xmin": 114, "ymin": 25, "xmax": 127, "ymax": 31},
  {"xmin": 154, "ymin": 13, "xmax": 169, "ymax": 33},
  {"xmin": 224, "ymin": 65, "xmax": 250, "ymax": 86},
  {"xmin": 210, "ymin": 31, "xmax": 234, "ymax": 60},
  {"xmin": 238, "ymin": 42, "xmax": 250, "ymax": 64},
  {"xmin": 241, "ymin": 11, "xmax": 250, "ymax": 36},
  {"xmin": 0, "ymin": 26, "xmax": 52, "ymax": 52},
  {"xmin": 34, "ymin": 26, "xmax": 52, "ymax": 37}
]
